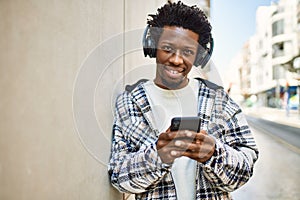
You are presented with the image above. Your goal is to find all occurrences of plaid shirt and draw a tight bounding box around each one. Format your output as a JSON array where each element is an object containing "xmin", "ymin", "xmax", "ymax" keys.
[{"xmin": 108, "ymin": 78, "xmax": 259, "ymax": 200}]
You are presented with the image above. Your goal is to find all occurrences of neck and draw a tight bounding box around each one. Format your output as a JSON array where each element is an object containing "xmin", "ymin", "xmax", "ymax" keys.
[{"xmin": 154, "ymin": 78, "xmax": 189, "ymax": 90}]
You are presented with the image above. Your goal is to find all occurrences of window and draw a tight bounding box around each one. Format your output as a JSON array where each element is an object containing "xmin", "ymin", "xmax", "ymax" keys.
[
  {"xmin": 272, "ymin": 19, "xmax": 284, "ymax": 36},
  {"xmin": 272, "ymin": 42, "xmax": 284, "ymax": 58}
]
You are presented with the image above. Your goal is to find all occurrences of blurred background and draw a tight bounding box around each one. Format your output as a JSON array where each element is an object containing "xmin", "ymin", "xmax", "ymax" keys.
[{"xmin": 0, "ymin": 0, "xmax": 299, "ymax": 199}]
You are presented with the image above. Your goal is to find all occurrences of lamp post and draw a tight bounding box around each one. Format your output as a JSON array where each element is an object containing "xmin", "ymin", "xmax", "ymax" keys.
[{"xmin": 293, "ymin": 57, "xmax": 300, "ymax": 118}]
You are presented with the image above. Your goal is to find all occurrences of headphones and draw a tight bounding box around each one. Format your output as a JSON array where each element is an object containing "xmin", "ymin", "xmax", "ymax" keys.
[{"xmin": 142, "ymin": 25, "xmax": 214, "ymax": 68}]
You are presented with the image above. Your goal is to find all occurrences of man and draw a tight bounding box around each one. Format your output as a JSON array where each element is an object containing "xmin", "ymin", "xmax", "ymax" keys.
[{"xmin": 108, "ymin": 1, "xmax": 259, "ymax": 199}]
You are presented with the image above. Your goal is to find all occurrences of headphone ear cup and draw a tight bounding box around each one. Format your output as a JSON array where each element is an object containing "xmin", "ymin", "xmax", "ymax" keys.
[
  {"xmin": 194, "ymin": 49, "xmax": 208, "ymax": 68},
  {"xmin": 196, "ymin": 50, "xmax": 211, "ymax": 68},
  {"xmin": 143, "ymin": 26, "xmax": 157, "ymax": 58},
  {"xmin": 194, "ymin": 37, "xmax": 214, "ymax": 68}
]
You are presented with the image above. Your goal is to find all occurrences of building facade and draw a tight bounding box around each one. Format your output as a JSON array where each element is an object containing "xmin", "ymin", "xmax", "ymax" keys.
[{"xmin": 238, "ymin": 0, "xmax": 299, "ymax": 109}]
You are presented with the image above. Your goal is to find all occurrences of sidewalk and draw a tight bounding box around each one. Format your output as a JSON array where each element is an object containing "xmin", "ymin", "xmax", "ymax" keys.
[{"xmin": 243, "ymin": 106, "xmax": 300, "ymax": 129}]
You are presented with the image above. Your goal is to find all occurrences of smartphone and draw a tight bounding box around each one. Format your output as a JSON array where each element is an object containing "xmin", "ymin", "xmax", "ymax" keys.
[{"xmin": 170, "ymin": 116, "xmax": 201, "ymax": 132}]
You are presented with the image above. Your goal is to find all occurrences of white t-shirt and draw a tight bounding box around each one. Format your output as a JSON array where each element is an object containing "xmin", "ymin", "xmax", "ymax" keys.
[{"xmin": 144, "ymin": 79, "xmax": 199, "ymax": 200}]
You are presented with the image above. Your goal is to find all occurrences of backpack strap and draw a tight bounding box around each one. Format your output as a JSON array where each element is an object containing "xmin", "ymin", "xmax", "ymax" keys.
[
  {"xmin": 125, "ymin": 79, "xmax": 149, "ymax": 92},
  {"xmin": 194, "ymin": 78, "xmax": 223, "ymax": 90}
]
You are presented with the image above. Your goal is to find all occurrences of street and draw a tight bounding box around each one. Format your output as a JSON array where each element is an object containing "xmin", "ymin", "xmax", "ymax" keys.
[{"xmin": 231, "ymin": 116, "xmax": 300, "ymax": 199}]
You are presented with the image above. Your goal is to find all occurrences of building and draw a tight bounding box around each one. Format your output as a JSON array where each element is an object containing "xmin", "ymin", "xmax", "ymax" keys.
[{"xmin": 238, "ymin": 0, "xmax": 300, "ymax": 109}]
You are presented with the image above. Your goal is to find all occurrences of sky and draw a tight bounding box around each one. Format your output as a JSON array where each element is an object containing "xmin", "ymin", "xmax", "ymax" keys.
[{"xmin": 210, "ymin": 0, "xmax": 277, "ymax": 72}]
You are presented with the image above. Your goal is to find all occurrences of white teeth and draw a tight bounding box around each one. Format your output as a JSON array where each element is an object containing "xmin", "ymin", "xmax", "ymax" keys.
[{"xmin": 170, "ymin": 70, "xmax": 179, "ymax": 74}]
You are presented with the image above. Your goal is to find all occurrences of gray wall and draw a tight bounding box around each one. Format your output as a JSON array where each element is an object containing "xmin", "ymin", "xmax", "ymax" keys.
[{"xmin": 0, "ymin": 0, "xmax": 166, "ymax": 199}]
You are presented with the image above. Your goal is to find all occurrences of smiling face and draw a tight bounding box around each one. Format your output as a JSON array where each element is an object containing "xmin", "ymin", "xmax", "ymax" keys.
[{"xmin": 154, "ymin": 26, "xmax": 199, "ymax": 90}]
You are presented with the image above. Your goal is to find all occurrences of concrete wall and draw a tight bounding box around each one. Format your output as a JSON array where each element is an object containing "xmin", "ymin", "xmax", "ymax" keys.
[{"xmin": 0, "ymin": 0, "xmax": 166, "ymax": 199}]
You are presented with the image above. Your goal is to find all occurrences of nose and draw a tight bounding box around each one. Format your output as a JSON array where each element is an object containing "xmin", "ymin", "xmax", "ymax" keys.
[{"xmin": 169, "ymin": 50, "xmax": 184, "ymax": 65}]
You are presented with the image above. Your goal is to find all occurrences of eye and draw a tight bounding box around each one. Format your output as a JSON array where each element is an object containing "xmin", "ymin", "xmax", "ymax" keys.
[
  {"xmin": 182, "ymin": 49, "xmax": 195, "ymax": 56},
  {"xmin": 160, "ymin": 45, "xmax": 174, "ymax": 53}
]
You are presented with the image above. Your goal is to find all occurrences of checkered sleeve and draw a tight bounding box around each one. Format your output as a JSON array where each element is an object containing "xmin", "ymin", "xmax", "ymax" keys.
[
  {"xmin": 201, "ymin": 89, "xmax": 259, "ymax": 192},
  {"xmin": 108, "ymin": 92, "xmax": 172, "ymax": 194}
]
